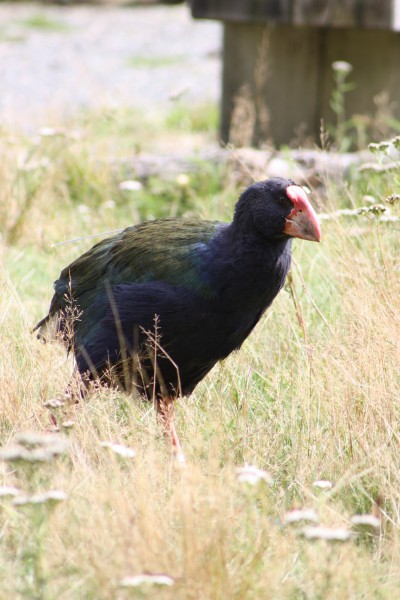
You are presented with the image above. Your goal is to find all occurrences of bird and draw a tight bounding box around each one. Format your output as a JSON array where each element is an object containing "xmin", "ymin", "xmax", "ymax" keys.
[{"xmin": 35, "ymin": 177, "xmax": 321, "ymax": 462}]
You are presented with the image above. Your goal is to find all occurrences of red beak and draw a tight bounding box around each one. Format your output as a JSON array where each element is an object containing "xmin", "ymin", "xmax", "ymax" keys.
[{"xmin": 283, "ymin": 185, "xmax": 321, "ymax": 242}]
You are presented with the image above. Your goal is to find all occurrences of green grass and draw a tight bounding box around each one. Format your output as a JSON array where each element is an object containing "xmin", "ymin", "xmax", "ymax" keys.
[
  {"xmin": 165, "ymin": 101, "xmax": 219, "ymax": 133},
  {"xmin": 1, "ymin": 112, "xmax": 400, "ymax": 599},
  {"xmin": 18, "ymin": 14, "xmax": 72, "ymax": 32},
  {"xmin": 127, "ymin": 55, "xmax": 183, "ymax": 69},
  {"xmin": 0, "ymin": 28, "xmax": 26, "ymax": 43}
]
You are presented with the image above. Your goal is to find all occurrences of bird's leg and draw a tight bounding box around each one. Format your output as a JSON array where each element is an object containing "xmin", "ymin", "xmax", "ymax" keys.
[
  {"xmin": 64, "ymin": 369, "xmax": 90, "ymax": 404},
  {"xmin": 156, "ymin": 396, "xmax": 186, "ymax": 465},
  {"xmin": 44, "ymin": 369, "xmax": 89, "ymax": 428}
]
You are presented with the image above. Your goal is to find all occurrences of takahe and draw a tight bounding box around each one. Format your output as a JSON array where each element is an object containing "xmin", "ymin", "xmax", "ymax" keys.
[{"xmin": 35, "ymin": 177, "xmax": 321, "ymax": 461}]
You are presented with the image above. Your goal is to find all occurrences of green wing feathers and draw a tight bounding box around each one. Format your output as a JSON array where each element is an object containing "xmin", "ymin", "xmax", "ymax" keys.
[{"xmin": 36, "ymin": 218, "xmax": 221, "ymax": 335}]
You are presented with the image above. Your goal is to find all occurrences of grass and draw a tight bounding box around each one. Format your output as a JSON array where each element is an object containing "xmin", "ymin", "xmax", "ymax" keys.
[
  {"xmin": 165, "ymin": 101, "xmax": 219, "ymax": 133},
  {"xmin": 0, "ymin": 28, "xmax": 26, "ymax": 43},
  {"xmin": 18, "ymin": 14, "xmax": 72, "ymax": 32},
  {"xmin": 1, "ymin": 111, "xmax": 400, "ymax": 599},
  {"xmin": 126, "ymin": 55, "xmax": 184, "ymax": 69}
]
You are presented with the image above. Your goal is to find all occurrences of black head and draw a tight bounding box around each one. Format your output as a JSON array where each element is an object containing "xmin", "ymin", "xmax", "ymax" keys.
[{"xmin": 233, "ymin": 177, "xmax": 321, "ymax": 242}]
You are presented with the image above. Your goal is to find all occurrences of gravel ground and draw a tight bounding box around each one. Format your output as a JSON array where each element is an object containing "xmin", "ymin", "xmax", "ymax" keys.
[{"xmin": 0, "ymin": 3, "xmax": 221, "ymax": 131}]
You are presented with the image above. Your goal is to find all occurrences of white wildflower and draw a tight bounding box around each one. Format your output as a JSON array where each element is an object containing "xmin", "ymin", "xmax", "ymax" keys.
[
  {"xmin": 43, "ymin": 398, "xmax": 66, "ymax": 409},
  {"xmin": 176, "ymin": 173, "xmax": 190, "ymax": 187},
  {"xmin": 362, "ymin": 195, "xmax": 377, "ymax": 205},
  {"xmin": 38, "ymin": 127, "xmax": 65, "ymax": 137},
  {"xmin": 0, "ymin": 486, "xmax": 21, "ymax": 498},
  {"xmin": 100, "ymin": 442, "xmax": 136, "ymax": 458},
  {"xmin": 119, "ymin": 574, "xmax": 174, "ymax": 588},
  {"xmin": 0, "ymin": 433, "xmax": 70, "ymax": 464},
  {"xmin": 119, "ymin": 180, "xmax": 143, "ymax": 192},
  {"xmin": 300, "ymin": 526, "xmax": 352, "ymax": 542},
  {"xmin": 313, "ymin": 480, "xmax": 333, "ymax": 490},
  {"xmin": 15, "ymin": 432, "xmax": 69, "ymax": 454},
  {"xmin": 332, "ymin": 61, "xmax": 353, "ymax": 74},
  {"xmin": 351, "ymin": 514, "xmax": 381, "ymax": 531},
  {"xmin": 283, "ymin": 508, "xmax": 319, "ymax": 526},
  {"xmin": 13, "ymin": 490, "xmax": 68, "ymax": 507},
  {"xmin": 236, "ymin": 465, "xmax": 273, "ymax": 486}
]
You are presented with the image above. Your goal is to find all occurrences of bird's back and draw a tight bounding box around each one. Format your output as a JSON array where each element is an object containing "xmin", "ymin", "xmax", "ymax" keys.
[{"xmin": 35, "ymin": 218, "xmax": 222, "ymax": 339}]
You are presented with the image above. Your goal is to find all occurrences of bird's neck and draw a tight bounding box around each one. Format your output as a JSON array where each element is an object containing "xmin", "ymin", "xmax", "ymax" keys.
[{"xmin": 209, "ymin": 223, "xmax": 292, "ymax": 309}]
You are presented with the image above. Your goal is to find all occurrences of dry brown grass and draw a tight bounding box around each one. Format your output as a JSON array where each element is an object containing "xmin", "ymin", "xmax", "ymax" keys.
[{"xmin": 1, "ymin": 125, "xmax": 400, "ymax": 599}]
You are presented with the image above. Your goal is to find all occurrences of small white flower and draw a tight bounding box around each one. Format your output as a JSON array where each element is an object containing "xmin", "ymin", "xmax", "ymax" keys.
[
  {"xmin": 313, "ymin": 480, "xmax": 333, "ymax": 490},
  {"xmin": 103, "ymin": 200, "xmax": 116, "ymax": 209},
  {"xmin": 176, "ymin": 173, "xmax": 190, "ymax": 187},
  {"xmin": 119, "ymin": 180, "xmax": 143, "ymax": 192},
  {"xmin": 0, "ymin": 447, "xmax": 52, "ymax": 463},
  {"xmin": 385, "ymin": 194, "xmax": 400, "ymax": 205},
  {"xmin": 100, "ymin": 442, "xmax": 136, "ymax": 458},
  {"xmin": 236, "ymin": 465, "xmax": 273, "ymax": 486},
  {"xmin": 283, "ymin": 509, "xmax": 319, "ymax": 526},
  {"xmin": 0, "ymin": 486, "xmax": 21, "ymax": 498},
  {"xmin": 43, "ymin": 398, "xmax": 66, "ymax": 409},
  {"xmin": 357, "ymin": 204, "xmax": 387, "ymax": 216},
  {"xmin": 119, "ymin": 574, "xmax": 175, "ymax": 588},
  {"xmin": 77, "ymin": 204, "xmax": 90, "ymax": 214},
  {"xmin": 363, "ymin": 195, "xmax": 377, "ymax": 205},
  {"xmin": 38, "ymin": 127, "xmax": 65, "ymax": 137},
  {"xmin": 351, "ymin": 515, "xmax": 381, "ymax": 531},
  {"xmin": 300, "ymin": 526, "xmax": 352, "ymax": 542},
  {"xmin": 332, "ymin": 61, "xmax": 353, "ymax": 74},
  {"xmin": 0, "ymin": 433, "xmax": 70, "ymax": 464},
  {"xmin": 13, "ymin": 490, "xmax": 68, "ymax": 507},
  {"xmin": 16, "ymin": 432, "xmax": 69, "ymax": 454}
]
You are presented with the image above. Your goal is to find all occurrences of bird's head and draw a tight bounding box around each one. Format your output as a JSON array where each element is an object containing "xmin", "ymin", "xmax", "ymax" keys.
[{"xmin": 233, "ymin": 177, "xmax": 321, "ymax": 242}]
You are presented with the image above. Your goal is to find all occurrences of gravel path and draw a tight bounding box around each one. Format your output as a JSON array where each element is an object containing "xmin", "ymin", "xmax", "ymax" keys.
[{"xmin": 0, "ymin": 3, "xmax": 221, "ymax": 131}]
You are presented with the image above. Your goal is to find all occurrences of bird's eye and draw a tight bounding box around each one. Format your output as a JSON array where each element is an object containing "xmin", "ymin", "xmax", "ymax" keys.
[
  {"xmin": 279, "ymin": 195, "xmax": 291, "ymax": 206},
  {"xmin": 278, "ymin": 195, "xmax": 294, "ymax": 211}
]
